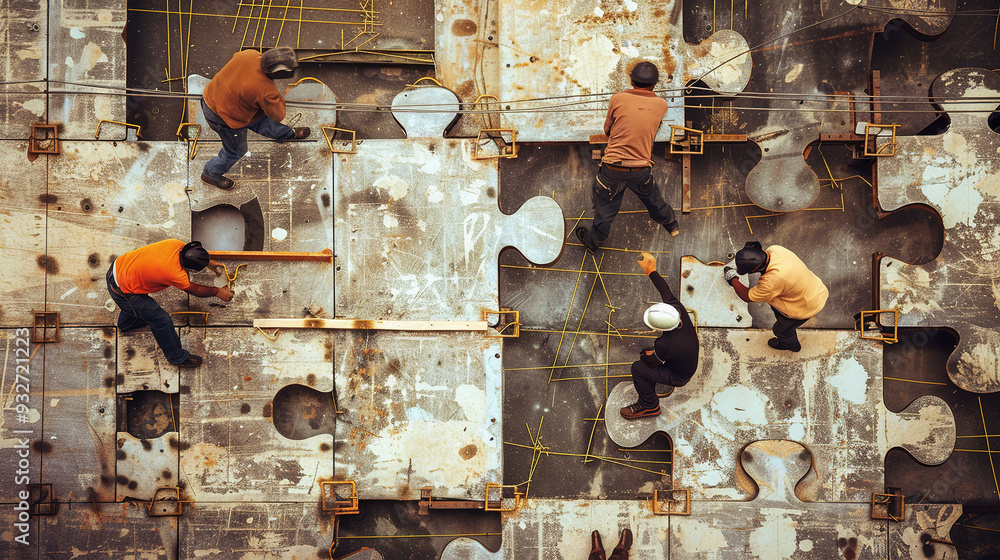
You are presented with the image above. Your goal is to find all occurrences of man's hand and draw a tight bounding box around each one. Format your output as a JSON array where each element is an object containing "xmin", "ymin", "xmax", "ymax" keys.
[
  {"xmin": 637, "ymin": 252, "xmax": 657, "ymax": 275},
  {"xmin": 217, "ymin": 286, "xmax": 234, "ymax": 302},
  {"xmin": 208, "ymin": 259, "xmax": 225, "ymax": 277},
  {"xmin": 723, "ymin": 266, "xmax": 739, "ymax": 283}
]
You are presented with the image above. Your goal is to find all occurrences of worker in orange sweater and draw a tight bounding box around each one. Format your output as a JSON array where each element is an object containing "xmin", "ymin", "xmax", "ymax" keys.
[
  {"xmin": 107, "ymin": 240, "xmax": 234, "ymax": 367},
  {"xmin": 201, "ymin": 47, "xmax": 310, "ymax": 190},
  {"xmin": 575, "ymin": 61, "xmax": 679, "ymax": 252}
]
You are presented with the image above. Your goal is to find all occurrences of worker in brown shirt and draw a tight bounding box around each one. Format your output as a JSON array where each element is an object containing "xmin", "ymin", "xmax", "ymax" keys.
[
  {"xmin": 201, "ymin": 47, "xmax": 310, "ymax": 190},
  {"xmin": 575, "ymin": 62, "xmax": 679, "ymax": 252}
]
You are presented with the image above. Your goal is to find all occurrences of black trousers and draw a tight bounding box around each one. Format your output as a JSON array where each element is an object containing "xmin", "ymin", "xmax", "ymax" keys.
[
  {"xmin": 584, "ymin": 164, "xmax": 676, "ymax": 249},
  {"xmin": 630, "ymin": 360, "xmax": 692, "ymax": 409},
  {"xmin": 771, "ymin": 306, "xmax": 809, "ymax": 351}
]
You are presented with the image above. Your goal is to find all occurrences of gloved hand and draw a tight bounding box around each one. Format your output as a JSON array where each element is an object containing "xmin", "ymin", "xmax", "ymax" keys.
[
  {"xmin": 637, "ymin": 252, "xmax": 657, "ymax": 275},
  {"xmin": 723, "ymin": 266, "xmax": 739, "ymax": 283}
]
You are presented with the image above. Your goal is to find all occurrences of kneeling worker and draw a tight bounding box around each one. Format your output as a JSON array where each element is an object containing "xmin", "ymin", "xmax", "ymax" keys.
[
  {"xmin": 724, "ymin": 241, "xmax": 828, "ymax": 352},
  {"xmin": 621, "ymin": 252, "xmax": 699, "ymax": 420},
  {"xmin": 107, "ymin": 239, "xmax": 234, "ymax": 367}
]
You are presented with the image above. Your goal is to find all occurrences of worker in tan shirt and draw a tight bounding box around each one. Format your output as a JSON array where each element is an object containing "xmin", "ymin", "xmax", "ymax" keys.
[
  {"xmin": 201, "ymin": 47, "xmax": 310, "ymax": 190},
  {"xmin": 575, "ymin": 62, "xmax": 679, "ymax": 252},
  {"xmin": 724, "ymin": 242, "xmax": 828, "ymax": 352}
]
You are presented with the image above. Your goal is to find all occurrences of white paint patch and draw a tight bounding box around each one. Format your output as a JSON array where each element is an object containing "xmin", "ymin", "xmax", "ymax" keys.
[
  {"xmin": 828, "ymin": 356, "xmax": 869, "ymax": 404},
  {"xmin": 455, "ymin": 384, "xmax": 486, "ymax": 421},
  {"xmin": 406, "ymin": 406, "xmax": 433, "ymax": 421},
  {"xmin": 799, "ymin": 539, "xmax": 814, "ymax": 552},
  {"xmin": 50, "ymin": 398, "xmax": 60, "ymax": 408},
  {"xmin": 675, "ymin": 520, "xmax": 728, "ymax": 552},
  {"xmin": 749, "ymin": 509, "xmax": 800, "ymax": 559},
  {"xmin": 426, "ymin": 184, "xmax": 445, "ymax": 204},
  {"xmin": 593, "ymin": 6, "xmax": 604, "ymax": 16},
  {"xmin": 271, "ymin": 228, "xmax": 288, "ymax": 241},
  {"xmin": 787, "ymin": 410, "xmax": 806, "ymax": 440},
  {"xmin": 623, "ymin": 0, "xmax": 638, "ymax": 11},
  {"xmin": 459, "ymin": 179, "xmax": 485, "ymax": 205},
  {"xmin": 65, "ymin": 56, "xmax": 75, "ymax": 67},
  {"xmin": 784, "ymin": 64, "xmax": 803, "ymax": 83},
  {"xmin": 565, "ymin": 34, "xmax": 619, "ymax": 93},
  {"xmin": 712, "ymin": 385, "xmax": 769, "ymax": 424},
  {"xmin": 70, "ymin": 27, "xmax": 85, "ymax": 39},
  {"xmin": 22, "ymin": 99, "xmax": 45, "ymax": 116},
  {"xmin": 373, "ymin": 174, "xmax": 409, "ymax": 201},
  {"xmin": 60, "ymin": 287, "xmax": 78, "ymax": 300},
  {"xmin": 383, "ymin": 213, "xmax": 398, "ymax": 228}
]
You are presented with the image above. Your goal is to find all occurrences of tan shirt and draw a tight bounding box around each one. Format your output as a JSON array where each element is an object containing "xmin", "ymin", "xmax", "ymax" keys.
[
  {"xmin": 203, "ymin": 50, "xmax": 286, "ymax": 129},
  {"xmin": 748, "ymin": 246, "xmax": 829, "ymax": 320},
  {"xmin": 601, "ymin": 89, "xmax": 669, "ymax": 167}
]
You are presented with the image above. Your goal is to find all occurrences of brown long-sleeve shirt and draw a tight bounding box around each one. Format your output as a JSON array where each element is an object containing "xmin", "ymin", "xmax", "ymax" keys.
[
  {"xmin": 203, "ymin": 50, "xmax": 286, "ymax": 129},
  {"xmin": 601, "ymin": 89, "xmax": 669, "ymax": 167}
]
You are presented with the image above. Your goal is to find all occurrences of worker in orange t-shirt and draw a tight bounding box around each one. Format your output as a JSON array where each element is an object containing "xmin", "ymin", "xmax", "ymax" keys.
[
  {"xmin": 200, "ymin": 47, "xmax": 311, "ymax": 190},
  {"xmin": 106, "ymin": 240, "xmax": 234, "ymax": 367},
  {"xmin": 575, "ymin": 61, "xmax": 679, "ymax": 253}
]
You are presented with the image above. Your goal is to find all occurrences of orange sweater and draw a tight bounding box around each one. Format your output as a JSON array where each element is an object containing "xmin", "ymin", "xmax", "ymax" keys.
[
  {"xmin": 115, "ymin": 239, "xmax": 192, "ymax": 295},
  {"xmin": 601, "ymin": 89, "xmax": 669, "ymax": 167},
  {"xmin": 203, "ymin": 50, "xmax": 286, "ymax": 129}
]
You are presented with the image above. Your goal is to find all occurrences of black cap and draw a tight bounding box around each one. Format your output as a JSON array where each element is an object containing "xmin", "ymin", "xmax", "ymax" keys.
[
  {"xmin": 630, "ymin": 62, "xmax": 659, "ymax": 87},
  {"xmin": 180, "ymin": 241, "xmax": 210, "ymax": 271},
  {"xmin": 735, "ymin": 241, "xmax": 767, "ymax": 275},
  {"xmin": 261, "ymin": 47, "xmax": 298, "ymax": 79}
]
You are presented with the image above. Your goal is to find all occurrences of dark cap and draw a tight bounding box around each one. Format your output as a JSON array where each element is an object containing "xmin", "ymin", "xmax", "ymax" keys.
[
  {"xmin": 261, "ymin": 47, "xmax": 298, "ymax": 79},
  {"xmin": 735, "ymin": 241, "xmax": 767, "ymax": 275},
  {"xmin": 180, "ymin": 241, "xmax": 210, "ymax": 271},
  {"xmin": 630, "ymin": 62, "xmax": 659, "ymax": 87}
]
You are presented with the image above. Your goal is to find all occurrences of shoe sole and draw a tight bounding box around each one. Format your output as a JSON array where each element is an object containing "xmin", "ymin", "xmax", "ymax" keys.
[{"xmin": 620, "ymin": 408, "xmax": 660, "ymax": 420}]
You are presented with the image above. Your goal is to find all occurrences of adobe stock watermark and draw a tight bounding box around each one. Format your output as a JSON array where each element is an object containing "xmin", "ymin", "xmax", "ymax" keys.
[{"xmin": 8, "ymin": 327, "xmax": 34, "ymax": 545}]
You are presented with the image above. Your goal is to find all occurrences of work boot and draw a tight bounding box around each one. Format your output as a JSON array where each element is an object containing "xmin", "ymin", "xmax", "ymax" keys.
[
  {"xmin": 767, "ymin": 337, "xmax": 801, "ymax": 352},
  {"xmin": 201, "ymin": 173, "xmax": 235, "ymax": 190},
  {"xmin": 664, "ymin": 220, "xmax": 680, "ymax": 237},
  {"xmin": 620, "ymin": 402, "xmax": 660, "ymax": 420},
  {"xmin": 575, "ymin": 227, "xmax": 600, "ymax": 253},
  {"xmin": 588, "ymin": 530, "xmax": 606, "ymax": 560},
  {"xmin": 655, "ymin": 384, "xmax": 674, "ymax": 398},
  {"xmin": 178, "ymin": 355, "xmax": 203, "ymax": 368},
  {"xmin": 292, "ymin": 127, "xmax": 311, "ymax": 139},
  {"xmin": 609, "ymin": 528, "xmax": 632, "ymax": 560}
]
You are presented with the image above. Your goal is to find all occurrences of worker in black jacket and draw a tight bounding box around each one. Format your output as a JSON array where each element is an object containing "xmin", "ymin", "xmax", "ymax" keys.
[{"xmin": 620, "ymin": 252, "xmax": 700, "ymax": 420}]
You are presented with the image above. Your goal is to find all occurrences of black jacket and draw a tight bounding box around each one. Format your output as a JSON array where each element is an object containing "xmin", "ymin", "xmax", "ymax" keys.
[{"xmin": 646, "ymin": 271, "xmax": 699, "ymax": 378}]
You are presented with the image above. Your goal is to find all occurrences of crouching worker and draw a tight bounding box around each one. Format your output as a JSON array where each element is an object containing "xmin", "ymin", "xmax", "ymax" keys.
[
  {"xmin": 620, "ymin": 252, "xmax": 699, "ymax": 420},
  {"xmin": 107, "ymin": 240, "xmax": 233, "ymax": 367}
]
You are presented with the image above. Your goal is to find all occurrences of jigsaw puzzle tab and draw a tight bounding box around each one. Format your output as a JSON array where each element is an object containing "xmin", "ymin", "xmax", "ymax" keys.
[
  {"xmin": 606, "ymin": 330, "xmax": 955, "ymax": 501},
  {"xmin": 679, "ymin": 256, "xmax": 752, "ymax": 328},
  {"xmin": 440, "ymin": 538, "xmax": 501, "ymax": 560},
  {"xmin": 877, "ymin": 67, "xmax": 1000, "ymax": 393}
]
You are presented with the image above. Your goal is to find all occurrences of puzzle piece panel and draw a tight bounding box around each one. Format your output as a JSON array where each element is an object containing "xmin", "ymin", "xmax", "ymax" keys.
[
  {"xmin": 118, "ymin": 330, "xmax": 180, "ymax": 393},
  {"xmin": 606, "ymin": 330, "xmax": 955, "ymax": 501},
  {"xmin": 334, "ymin": 331, "xmax": 502, "ymax": 500},
  {"xmin": 441, "ymin": 537, "xmax": 502, "ymax": 560},
  {"xmin": 0, "ymin": 142, "xmax": 47, "ymax": 327},
  {"xmin": 36, "ymin": 501, "xmax": 177, "ymax": 558},
  {"xmin": 679, "ymin": 256, "xmax": 751, "ymax": 327},
  {"xmin": 49, "ymin": 0, "xmax": 127, "ymax": 140},
  {"xmin": 39, "ymin": 328, "xmax": 117, "ymax": 502},
  {"xmin": 434, "ymin": 0, "xmax": 500, "ymax": 108},
  {"xmin": 0, "ymin": 329, "xmax": 43, "ymax": 504},
  {"xmin": 670, "ymin": 440, "xmax": 887, "ymax": 558},
  {"xmin": 889, "ymin": 503, "xmax": 961, "ymax": 560},
  {"xmin": 877, "ymin": 68, "xmax": 1000, "ymax": 393},
  {"xmin": 334, "ymin": 139, "xmax": 563, "ymax": 321},
  {"xmin": 500, "ymin": 499, "xmax": 668, "ymax": 560},
  {"xmin": 45, "ymin": 141, "xmax": 191, "ymax": 326},
  {"xmin": 178, "ymin": 502, "xmax": 333, "ymax": 559},
  {"xmin": 392, "ymin": 86, "xmax": 460, "ymax": 138},
  {"xmin": 188, "ymin": 143, "xmax": 334, "ymax": 324},
  {"xmin": 115, "ymin": 432, "xmax": 178, "ymax": 502},
  {"xmin": 0, "ymin": 0, "xmax": 47, "ymax": 138},
  {"xmin": 177, "ymin": 328, "xmax": 334, "ymax": 502}
]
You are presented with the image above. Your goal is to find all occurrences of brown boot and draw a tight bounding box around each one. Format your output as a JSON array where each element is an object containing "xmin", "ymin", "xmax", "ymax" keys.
[
  {"xmin": 292, "ymin": 127, "xmax": 311, "ymax": 139},
  {"xmin": 608, "ymin": 528, "xmax": 632, "ymax": 560},
  {"xmin": 588, "ymin": 530, "xmax": 606, "ymax": 560}
]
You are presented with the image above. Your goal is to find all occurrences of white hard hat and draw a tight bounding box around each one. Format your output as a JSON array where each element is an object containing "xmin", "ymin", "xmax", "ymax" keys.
[{"xmin": 643, "ymin": 303, "xmax": 680, "ymax": 331}]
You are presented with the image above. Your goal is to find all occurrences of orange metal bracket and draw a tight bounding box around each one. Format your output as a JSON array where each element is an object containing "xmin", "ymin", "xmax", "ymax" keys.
[
  {"xmin": 650, "ymin": 488, "xmax": 691, "ymax": 515},
  {"xmin": 321, "ymin": 481, "xmax": 360, "ymax": 514},
  {"xmin": 871, "ymin": 492, "xmax": 905, "ymax": 521},
  {"xmin": 669, "ymin": 125, "xmax": 704, "ymax": 155},
  {"xmin": 864, "ymin": 123, "xmax": 899, "ymax": 157},
  {"xmin": 858, "ymin": 309, "xmax": 898, "ymax": 344},
  {"xmin": 484, "ymin": 308, "xmax": 520, "ymax": 338},
  {"xmin": 473, "ymin": 128, "xmax": 517, "ymax": 159},
  {"xmin": 175, "ymin": 123, "xmax": 201, "ymax": 160},
  {"xmin": 209, "ymin": 249, "xmax": 333, "ymax": 262},
  {"xmin": 95, "ymin": 119, "xmax": 141, "ymax": 140},
  {"xmin": 484, "ymin": 483, "xmax": 522, "ymax": 512},
  {"xmin": 322, "ymin": 126, "xmax": 357, "ymax": 154}
]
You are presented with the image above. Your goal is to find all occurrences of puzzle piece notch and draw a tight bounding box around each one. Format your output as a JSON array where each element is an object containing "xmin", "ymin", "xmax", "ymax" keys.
[
  {"xmin": 606, "ymin": 330, "xmax": 957, "ymax": 501},
  {"xmin": 440, "ymin": 537, "xmax": 502, "ymax": 560},
  {"xmin": 392, "ymin": 86, "xmax": 460, "ymax": 138},
  {"xmin": 679, "ymin": 256, "xmax": 752, "ymax": 328}
]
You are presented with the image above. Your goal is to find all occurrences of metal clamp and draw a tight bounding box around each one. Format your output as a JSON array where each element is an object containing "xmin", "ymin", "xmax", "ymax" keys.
[
  {"xmin": 321, "ymin": 480, "xmax": 359, "ymax": 514},
  {"xmin": 322, "ymin": 126, "xmax": 358, "ymax": 154},
  {"xmin": 28, "ymin": 124, "xmax": 60, "ymax": 155},
  {"xmin": 175, "ymin": 123, "xmax": 201, "ymax": 160},
  {"xmin": 148, "ymin": 487, "xmax": 183, "ymax": 517},
  {"xmin": 484, "ymin": 308, "xmax": 519, "ymax": 338},
  {"xmin": 871, "ymin": 491, "xmax": 905, "ymax": 521},
  {"xmin": 473, "ymin": 128, "xmax": 517, "ymax": 159},
  {"xmin": 669, "ymin": 125, "xmax": 704, "ymax": 155},
  {"xmin": 649, "ymin": 488, "xmax": 690, "ymax": 515},
  {"xmin": 863, "ymin": 123, "xmax": 899, "ymax": 157},
  {"xmin": 32, "ymin": 311, "xmax": 59, "ymax": 343},
  {"xmin": 857, "ymin": 309, "xmax": 898, "ymax": 344},
  {"xmin": 484, "ymin": 483, "xmax": 522, "ymax": 512},
  {"xmin": 95, "ymin": 120, "xmax": 141, "ymax": 140}
]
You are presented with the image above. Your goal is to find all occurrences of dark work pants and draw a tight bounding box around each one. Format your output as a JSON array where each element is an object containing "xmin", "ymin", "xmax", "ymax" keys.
[
  {"xmin": 201, "ymin": 100, "xmax": 294, "ymax": 181},
  {"xmin": 584, "ymin": 164, "xmax": 676, "ymax": 249},
  {"xmin": 631, "ymin": 360, "xmax": 691, "ymax": 409},
  {"xmin": 771, "ymin": 306, "xmax": 808, "ymax": 351},
  {"xmin": 106, "ymin": 266, "xmax": 191, "ymax": 365}
]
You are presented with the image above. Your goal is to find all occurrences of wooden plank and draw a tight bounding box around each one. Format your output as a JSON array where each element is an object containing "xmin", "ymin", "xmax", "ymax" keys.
[
  {"xmin": 589, "ymin": 134, "xmax": 608, "ymax": 144},
  {"xmin": 703, "ymin": 134, "xmax": 747, "ymax": 143},
  {"xmin": 681, "ymin": 153, "xmax": 691, "ymax": 213},
  {"xmin": 209, "ymin": 249, "xmax": 333, "ymax": 262},
  {"xmin": 254, "ymin": 318, "xmax": 489, "ymax": 331}
]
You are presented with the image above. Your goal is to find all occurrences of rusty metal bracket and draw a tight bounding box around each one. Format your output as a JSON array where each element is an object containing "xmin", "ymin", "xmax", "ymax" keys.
[
  {"xmin": 148, "ymin": 487, "xmax": 183, "ymax": 517},
  {"xmin": 484, "ymin": 483, "xmax": 522, "ymax": 512},
  {"xmin": 419, "ymin": 487, "xmax": 488, "ymax": 515},
  {"xmin": 669, "ymin": 125, "xmax": 704, "ymax": 155},
  {"xmin": 322, "ymin": 126, "xmax": 358, "ymax": 154},
  {"xmin": 857, "ymin": 309, "xmax": 898, "ymax": 344},
  {"xmin": 321, "ymin": 481, "xmax": 359, "ymax": 515},
  {"xmin": 168, "ymin": 311, "xmax": 210, "ymax": 326},
  {"xmin": 407, "ymin": 76, "xmax": 444, "ymax": 88},
  {"xmin": 473, "ymin": 128, "xmax": 517, "ymax": 160},
  {"xmin": 864, "ymin": 123, "xmax": 899, "ymax": 157},
  {"xmin": 28, "ymin": 483, "xmax": 56, "ymax": 515},
  {"xmin": 472, "ymin": 94, "xmax": 503, "ymax": 131},
  {"xmin": 649, "ymin": 488, "xmax": 690, "ymax": 515},
  {"xmin": 484, "ymin": 308, "xmax": 519, "ymax": 338},
  {"xmin": 32, "ymin": 312, "xmax": 59, "ymax": 343},
  {"xmin": 871, "ymin": 491, "xmax": 905, "ymax": 521},
  {"xmin": 95, "ymin": 120, "xmax": 141, "ymax": 140},
  {"xmin": 28, "ymin": 124, "xmax": 59, "ymax": 155},
  {"xmin": 175, "ymin": 123, "xmax": 201, "ymax": 160}
]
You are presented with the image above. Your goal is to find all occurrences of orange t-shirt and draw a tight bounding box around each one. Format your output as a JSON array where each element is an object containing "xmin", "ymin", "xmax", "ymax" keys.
[
  {"xmin": 203, "ymin": 49, "xmax": 286, "ymax": 129},
  {"xmin": 601, "ymin": 89, "xmax": 669, "ymax": 167},
  {"xmin": 748, "ymin": 245, "xmax": 829, "ymax": 320},
  {"xmin": 115, "ymin": 239, "xmax": 192, "ymax": 294}
]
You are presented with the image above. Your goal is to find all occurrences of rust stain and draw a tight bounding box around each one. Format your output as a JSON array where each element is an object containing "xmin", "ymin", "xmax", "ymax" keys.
[
  {"xmin": 36, "ymin": 254, "xmax": 59, "ymax": 274},
  {"xmin": 458, "ymin": 444, "xmax": 478, "ymax": 460},
  {"xmin": 451, "ymin": 18, "xmax": 478, "ymax": 37},
  {"xmin": 353, "ymin": 319, "xmax": 376, "ymax": 329},
  {"xmin": 304, "ymin": 318, "xmax": 324, "ymax": 328}
]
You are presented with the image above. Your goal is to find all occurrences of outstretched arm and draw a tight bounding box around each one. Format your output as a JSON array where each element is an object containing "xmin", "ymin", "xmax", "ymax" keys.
[
  {"xmin": 724, "ymin": 267, "xmax": 752, "ymax": 302},
  {"xmin": 182, "ymin": 283, "xmax": 234, "ymax": 301},
  {"xmin": 637, "ymin": 252, "xmax": 678, "ymax": 304}
]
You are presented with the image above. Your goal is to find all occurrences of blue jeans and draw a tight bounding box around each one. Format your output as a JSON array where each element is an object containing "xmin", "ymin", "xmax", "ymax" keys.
[
  {"xmin": 201, "ymin": 100, "xmax": 294, "ymax": 180},
  {"xmin": 106, "ymin": 266, "xmax": 191, "ymax": 365},
  {"xmin": 585, "ymin": 164, "xmax": 676, "ymax": 249}
]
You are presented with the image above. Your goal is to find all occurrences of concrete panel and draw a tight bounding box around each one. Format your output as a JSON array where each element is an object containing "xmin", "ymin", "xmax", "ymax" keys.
[
  {"xmin": 35, "ymin": 501, "xmax": 177, "ymax": 559},
  {"xmin": 0, "ymin": 141, "xmax": 47, "ymax": 327},
  {"xmin": 118, "ymin": 330, "xmax": 180, "ymax": 393},
  {"xmin": 0, "ymin": 0, "xmax": 47, "ymax": 138},
  {"xmin": 0, "ymin": 329, "xmax": 43, "ymax": 504},
  {"xmin": 45, "ymin": 141, "xmax": 191, "ymax": 326},
  {"xmin": 679, "ymin": 256, "xmax": 751, "ymax": 328},
  {"xmin": 889, "ymin": 504, "xmax": 961, "ymax": 560},
  {"xmin": 178, "ymin": 502, "xmax": 333, "ymax": 559},
  {"xmin": 334, "ymin": 331, "xmax": 502, "ymax": 500}
]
